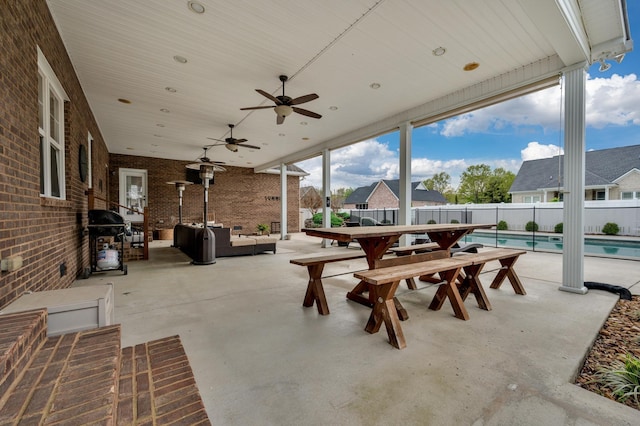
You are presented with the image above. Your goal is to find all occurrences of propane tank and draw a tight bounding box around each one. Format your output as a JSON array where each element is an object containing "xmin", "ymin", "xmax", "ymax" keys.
[{"xmin": 97, "ymin": 248, "xmax": 119, "ymax": 270}]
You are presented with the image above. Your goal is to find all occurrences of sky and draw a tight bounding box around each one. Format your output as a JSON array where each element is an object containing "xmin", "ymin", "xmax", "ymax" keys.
[{"xmin": 296, "ymin": 3, "xmax": 640, "ymax": 191}]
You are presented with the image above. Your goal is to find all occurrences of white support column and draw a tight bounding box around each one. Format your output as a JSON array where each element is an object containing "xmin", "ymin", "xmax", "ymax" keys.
[
  {"xmin": 321, "ymin": 149, "xmax": 332, "ymax": 248},
  {"xmin": 399, "ymin": 122, "xmax": 412, "ymax": 246},
  {"xmin": 280, "ymin": 163, "xmax": 288, "ymax": 240},
  {"xmin": 560, "ymin": 65, "xmax": 588, "ymax": 294}
]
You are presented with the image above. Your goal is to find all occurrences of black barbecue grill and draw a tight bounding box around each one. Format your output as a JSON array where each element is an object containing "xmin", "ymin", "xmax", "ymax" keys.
[{"xmin": 87, "ymin": 209, "xmax": 127, "ymax": 275}]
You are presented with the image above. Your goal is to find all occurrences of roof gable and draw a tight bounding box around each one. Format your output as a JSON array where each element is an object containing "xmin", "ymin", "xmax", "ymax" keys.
[
  {"xmin": 345, "ymin": 179, "xmax": 447, "ymax": 204},
  {"xmin": 510, "ymin": 145, "xmax": 640, "ymax": 192}
]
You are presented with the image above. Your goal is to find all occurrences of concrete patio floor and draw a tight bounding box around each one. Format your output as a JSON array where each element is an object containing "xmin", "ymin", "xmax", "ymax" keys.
[{"xmin": 74, "ymin": 233, "xmax": 640, "ymax": 425}]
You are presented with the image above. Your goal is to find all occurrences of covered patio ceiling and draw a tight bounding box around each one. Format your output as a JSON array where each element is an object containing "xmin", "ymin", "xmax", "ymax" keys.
[{"xmin": 46, "ymin": 0, "xmax": 631, "ymax": 171}]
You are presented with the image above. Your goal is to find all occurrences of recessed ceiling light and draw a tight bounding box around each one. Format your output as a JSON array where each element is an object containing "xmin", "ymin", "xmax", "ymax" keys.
[
  {"xmin": 160, "ymin": 108, "xmax": 170, "ymax": 113},
  {"xmin": 302, "ymin": 137, "xmax": 310, "ymax": 141},
  {"xmin": 118, "ymin": 98, "xmax": 131, "ymax": 104},
  {"xmin": 173, "ymin": 55, "xmax": 188, "ymax": 64},
  {"xmin": 126, "ymin": 147, "xmax": 134, "ymax": 150},
  {"xmin": 369, "ymin": 83, "xmax": 381, "ymax": 89},
  {"xmin": 156, "ymin": 123, "xmax": 165, "ymax": 127},
  {"xmin": 329, "ymin": 106, "xmax": 338, "ymax": 111},
  {"xmin": 187, "ymin": 1, "xmax": 205, "ymax": 14},
  {"xmin": 463, "ymin": 62, "xmax": 480, "ymax": 71},
  {"xmin": 300, "ymin": 121, "xmax": 308, "ymax": 126},
  {"xmin": 432, "ymin": 47, "xmax": 446, "ymax": 56},
  {"xmin": 165, "ymin": 87, "xmax": 177, "ymax": 93}
]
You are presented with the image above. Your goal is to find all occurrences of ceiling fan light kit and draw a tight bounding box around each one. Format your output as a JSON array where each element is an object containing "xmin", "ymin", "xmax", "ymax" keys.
[
  {"xmin": 207, "ymin": 124, "xmax": 261, "ymax": 152},
  {"xmin": 274, "ymin": 104, "xmax": 293, "ymax": 117},
  {"xmin": 240, "ymin": 75, "xmax": 321, "ymax": 125}
]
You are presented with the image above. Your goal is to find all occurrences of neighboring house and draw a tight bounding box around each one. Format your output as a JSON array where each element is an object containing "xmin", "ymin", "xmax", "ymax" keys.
[
  {"xmin": 344, "ymin": 180, "xmax": 447, "ymax": 209},
  {"xmin": 510, "ymin": 145, "xmax": 640, "ymax": 203}
]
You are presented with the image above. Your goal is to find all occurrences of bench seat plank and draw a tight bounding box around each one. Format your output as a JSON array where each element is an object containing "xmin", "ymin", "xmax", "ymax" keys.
[
  {"xmin": 291, "ymin": 251, "xmax": 367, "ymax": 315},
  {"xmin": 290, "ymin": 251, "xmax": 366, "ymax": 266},
  {"xmin": 390, "ymin": 242, "xmax": 441, "ymax": 256}
]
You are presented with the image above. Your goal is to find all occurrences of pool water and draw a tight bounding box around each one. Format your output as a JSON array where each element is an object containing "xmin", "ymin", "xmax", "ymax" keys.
[{"xmin": 460, "ymin": 231, "xmax": 640, "ymax": 259}]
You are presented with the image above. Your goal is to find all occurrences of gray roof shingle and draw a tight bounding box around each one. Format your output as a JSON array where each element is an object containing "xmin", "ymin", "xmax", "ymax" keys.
[
  {"xmin": 510, "ymin": 144, "xmax": 640, "ymax": 192},
  {"xmin": 345, "ymin": 179, "xmax": 447, "ymax": 204}
]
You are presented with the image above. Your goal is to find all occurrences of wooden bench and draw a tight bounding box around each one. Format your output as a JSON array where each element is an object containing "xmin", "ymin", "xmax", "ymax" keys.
[
  {"xmin": 389, "ymin": 242, "xmax": 441, "ymax": 256},
  {"xmin": 290, "ymin": 251, "xmax": 367, "ymax": 315},
  {"xmin": 353, "ymin": 248, "xmax": 527, "ymax": 349},
  {"xmin": 354, "ymin": 256, "xmax": 474, "ymax": 349}
]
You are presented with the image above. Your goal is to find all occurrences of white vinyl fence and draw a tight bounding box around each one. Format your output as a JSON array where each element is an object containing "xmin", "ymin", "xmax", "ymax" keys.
[{"xmin": 347, "ymin": 199, "xmax": 640, "ymax": 236}]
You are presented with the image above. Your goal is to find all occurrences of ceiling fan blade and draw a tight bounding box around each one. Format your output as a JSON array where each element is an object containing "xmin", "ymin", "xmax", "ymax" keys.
[
  {"xmin": 238, "ymin": 144, "xmax": 261, "ymax": 150},
  {"xmin": 256, "ymin": 89, "xmax": 281, "ymax": 104},
  {"xmin": 290, "ymin": 93, "xmax": 319, "ymax": 105},
  {"xmin": 292, "ymin": 107, "xmax": 322, "ymax": 119},
  {"xmin": 276, "ymin": 114, "xmax": 285, "ymax": 125},
  {"xmin": 235, "ymin": 138, "xmax": 248, "ymax": 143},
  {"xmin": 240, "ymin": 105, "xmax": 275, "ymax": 111}
]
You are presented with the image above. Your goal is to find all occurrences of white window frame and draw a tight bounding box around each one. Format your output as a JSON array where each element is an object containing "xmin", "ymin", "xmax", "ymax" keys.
[
  {"xmin": 620, "ymin": 191, "xmax": 640, "ymax": 200},
  {"xmin": 38, "ymin": 47, "xmax": 68, "ymax": 199},
  {"xmin": 523, "ymin": 195, "xmax": 541, "ymax": 203}
]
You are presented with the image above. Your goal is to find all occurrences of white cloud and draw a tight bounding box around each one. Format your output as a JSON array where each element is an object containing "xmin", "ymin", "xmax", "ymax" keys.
[
  {"xmin": 297, "ymin": 139, "xmax": 400, "ymax": 190},
  {"xmin": 438, "ymin": 73, "xmax": 640, "ymax": 136},
  {"xmin": 586, "ymin": 73, "xmax": 640, "ymax": 128},
  {"xmin": 520, "ymin": 142, "xmax": 563, "ymax": 161}
]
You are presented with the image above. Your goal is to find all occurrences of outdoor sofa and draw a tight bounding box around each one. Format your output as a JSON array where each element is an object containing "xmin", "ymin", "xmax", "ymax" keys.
[{"xmin": 174, "ymin": 224, "xmax": 276, "ymax": 259}]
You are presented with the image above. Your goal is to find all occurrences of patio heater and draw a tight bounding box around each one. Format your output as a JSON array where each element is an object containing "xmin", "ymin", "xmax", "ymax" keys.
[
  {"xmin": 186, "ymin": 155, "xmax": 226, "ymax": 265},
  {"xmin": 165, "ymin": 180, "xmax": 193, "ymax": 224},
  {"xmin": 166, "ymin": 180, "xmax": 193, "ymax": 247}
]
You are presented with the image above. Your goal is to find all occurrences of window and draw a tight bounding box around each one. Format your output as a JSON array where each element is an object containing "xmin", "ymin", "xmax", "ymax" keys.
[
  {"xmin": 355, "ymin": 203, "xmax": 368, "ymax": 209},
  {"xmin": 595, "ymin": 190, "xmax": 606, "ymax": 201},
  {"xmin": 38, "ymin": 48, "xmax": 68, "ymax": 199},
  {"xmin": 523, "ymin": 195, "xmax": 541, "ymax": 203},
  {"xmin": 621, "ymin": 191, "xmax": 640, "ymax": 200}
]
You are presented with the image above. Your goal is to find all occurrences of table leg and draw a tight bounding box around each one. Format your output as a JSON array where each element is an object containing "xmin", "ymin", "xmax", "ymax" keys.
[
  {"xmin": 460, "ymin": 264, "xmax": 492, "ymax": 311},
  {"xmin": 428, "ymin": 267, "xmax": 470, "ymax": 320},
  {"xmin": 489, "ymin": 256, "xmax": 526, "ymax": 295},
  {"xmin": 365, "ymin": 280, "xmax": 406, "ymax": 349},
  {"xmin": 303, "ymin": 264, "xmax": 330, "ymax": 315}
]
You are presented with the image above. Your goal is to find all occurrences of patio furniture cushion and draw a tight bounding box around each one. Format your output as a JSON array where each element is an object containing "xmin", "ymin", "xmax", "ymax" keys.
[{"xmin": 230, "ymin": 236, "xmax": 256, "ymax": 247}]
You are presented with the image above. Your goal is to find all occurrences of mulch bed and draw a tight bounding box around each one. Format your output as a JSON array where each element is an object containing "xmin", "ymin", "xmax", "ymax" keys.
[{"xmin": 575, "ymin": 295, "xmax": 640, "ymax": 410}]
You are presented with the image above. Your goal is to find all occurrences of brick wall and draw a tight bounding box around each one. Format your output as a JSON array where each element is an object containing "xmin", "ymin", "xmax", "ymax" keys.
[
  {"xmin": 109, "ymin": 154, "xmax": 300, "ymax": 235},
  {"xmin": 0, "ymin": 1, "xmax": 110, "ymax": 309},
  {"xmin": 368, "ymin": 183, "xmax": 399, "ymax": 209}
]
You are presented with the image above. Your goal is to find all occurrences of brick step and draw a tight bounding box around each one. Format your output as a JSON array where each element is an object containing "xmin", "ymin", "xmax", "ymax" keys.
[
  {"xmin": 0, "ymin": 324, "xmax": 121, "ymax": 424},
  {"xmin": 117, "ymin": 335, "xmax": 210, "ymax": 425},
  {"xmin": 0, "ymin": 310, "xmax": 48, "ymax": 399},
  {"xmin": 0, "ymin": 311, "xmax": 210, "ymax": 424}
]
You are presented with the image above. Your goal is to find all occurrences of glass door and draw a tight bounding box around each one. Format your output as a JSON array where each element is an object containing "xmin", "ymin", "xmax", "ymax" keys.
[{"xmin": 119, "ymin": 168, "xmax": 147, "ymax": 222}]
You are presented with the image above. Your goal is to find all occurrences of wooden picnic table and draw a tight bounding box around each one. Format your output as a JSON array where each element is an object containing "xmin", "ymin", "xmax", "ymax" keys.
[{"xmin": 303, "ymin": 223, "xmax": 494, "ymax": 307}]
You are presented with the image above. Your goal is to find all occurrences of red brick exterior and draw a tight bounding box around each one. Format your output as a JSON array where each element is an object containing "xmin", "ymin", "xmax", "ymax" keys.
[
  {"xmin": 0, "ymin": 2, "xmax": 300, "ymax": 309},
  {"xmin": 368, "ymin": 182, "xmax": 399, "ymax": 209},
  {"xmin": 109, "ymin": 154, "xmax": 300, "ymax": 234}
]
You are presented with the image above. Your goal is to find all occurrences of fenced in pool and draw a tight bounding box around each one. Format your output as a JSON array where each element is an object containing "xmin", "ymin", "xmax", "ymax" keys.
[{"xmin": 460, "ymin": 231, "xmax": 640, "ymax": 260}]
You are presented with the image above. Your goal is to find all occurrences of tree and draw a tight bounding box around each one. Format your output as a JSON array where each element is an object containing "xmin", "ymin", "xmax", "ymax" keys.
[
  {"xmin": 423, "ymin": 172, "xmax": 451, "ymax": 194},
  {"xmin": 331, "ymin": 187, "xmax": 353, "ymax": 210},
  {"xmin": 300, "ymin": 186, "xmax": 323, "ymax": 214},
  {"xmin": 485, "ymin": 168, "xmax": 515, "ymax": 203},
  {"xmin": 457, "ymin": 164, "xmax": 492, "ymax": 203}
]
